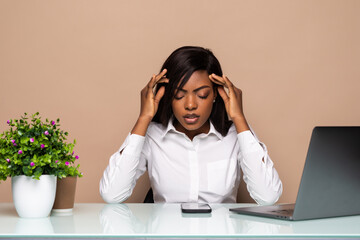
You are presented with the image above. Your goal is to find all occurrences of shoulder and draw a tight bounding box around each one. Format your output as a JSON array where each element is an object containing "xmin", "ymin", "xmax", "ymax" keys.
[
  {"xmin": 224, "ymin": 123, "xmax": 237, "ymax": 139},
  {"xmin": 141, "ymin": 122, "xmax": 166, "ymax": 154},
  {"xmin": 227, "ymin": 123, "xmax": 237, "ymax": 135},
  {"xmin": 146, "ymin": 121, "xmax": 167, "ymax": 139},
  {"xmin": 216, "ymin": 123, "xmax": 238, "ymax": 143}
]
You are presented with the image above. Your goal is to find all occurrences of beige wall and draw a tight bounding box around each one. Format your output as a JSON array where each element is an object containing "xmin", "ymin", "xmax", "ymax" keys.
[{"xmin": 1, "ymin": 0, "xmax": 360, "ymax": 204}]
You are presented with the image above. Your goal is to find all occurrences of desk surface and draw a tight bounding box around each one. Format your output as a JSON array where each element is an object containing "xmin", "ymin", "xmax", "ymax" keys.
[{"xmin": 0, "ymin": 203, "xmax": 360, "ymax": 238}]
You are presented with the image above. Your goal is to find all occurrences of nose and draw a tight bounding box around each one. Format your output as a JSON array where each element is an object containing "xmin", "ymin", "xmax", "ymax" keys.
[{"xmin": 184, "ymin": 95, "xmax": 197, "ymax": 110}]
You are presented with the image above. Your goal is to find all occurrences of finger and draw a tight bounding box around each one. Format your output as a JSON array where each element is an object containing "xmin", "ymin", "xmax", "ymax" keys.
[
  {"xmin": 148, "ymin": 74, "xmax": 157, "ymax": 89},
  {"xmin": 212, "ymin": 74, "xmax": 235, "ymax": 91},
  {"xmin": 152, "ymin": 78, "xmax": 169, "ymax": 95},
  {"xmin": 209, "ymin": 75, "xmax": 225, "ymax": 86},
  {"xmin": 156, "ymin": 78, "xmax": 169, "ymax": 85},
  {"xmin": 148, "ymin": 69, "xmax": 166, "ymax": 88},
  {"xmin": 155, "ymin": 69, "xmax": 167, "ymax": 82},
  {"xmin": 154, "ymin": 86, "xmax": 166, "ymax": 103},
  {"xmin": 217, "ymin": 86, "xmax": 229, "ymax": 103},
  {"xmin": 222, "ymin": 75, "xmax": 237, "ymax": 97},
  {"xmin": 211, "ymin": 74, "xmax": 235, "ymax": 98},
  {"xmin": 155, "ymin": 74, "xmax": 169, "ymax": 84},
  {"xmin": 149, "ymin": 69, "xmax": 168, "ymax": 89},
  {"xmin": 222, "ymin": 75, "xmax": 233, "ymax": 87},
  {"xmin": 210, "ymin": 73, "xmax": 227, "ymax": 86}
]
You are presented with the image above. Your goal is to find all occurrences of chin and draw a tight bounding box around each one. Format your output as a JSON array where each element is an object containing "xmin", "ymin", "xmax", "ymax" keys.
[
  {"xmin": 183, "ymin": 124, "xmax": 201, "ymax": 131},
  {"xmin": 174, "ymin": 116, "xmax": 210, "ymax": 134}
]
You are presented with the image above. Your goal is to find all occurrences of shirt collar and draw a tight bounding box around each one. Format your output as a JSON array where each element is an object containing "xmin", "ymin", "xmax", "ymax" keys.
[{"xmin": 161, "ymin": 116, "xmax": 223, "ymax": 140}]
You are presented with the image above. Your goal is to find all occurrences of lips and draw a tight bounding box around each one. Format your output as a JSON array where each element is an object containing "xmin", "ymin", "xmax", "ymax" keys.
[{"xmin": 183, "ymin": 114, "xmax": 200, "ymax": 124}]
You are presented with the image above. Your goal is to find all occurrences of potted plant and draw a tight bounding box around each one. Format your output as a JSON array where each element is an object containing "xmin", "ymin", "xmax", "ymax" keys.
[{"xmin": 0, "ymin": 112, "xmax": 82, "ymax": 218}]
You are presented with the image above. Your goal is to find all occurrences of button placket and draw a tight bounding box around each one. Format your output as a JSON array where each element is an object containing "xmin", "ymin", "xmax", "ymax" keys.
[{"xmin": 188, "ymin": 142, "xmax": 199, "ymax": 202}]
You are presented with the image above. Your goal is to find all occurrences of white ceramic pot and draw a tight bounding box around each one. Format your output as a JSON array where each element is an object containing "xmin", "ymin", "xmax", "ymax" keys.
[{"xmin": 12, "ymin": 175, "xmax": 57, "ymax": 218}]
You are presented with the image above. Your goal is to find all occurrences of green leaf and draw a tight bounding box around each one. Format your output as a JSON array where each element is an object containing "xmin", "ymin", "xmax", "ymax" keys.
[
  {"xmin": 22, "ymin": 166, "xmax": 31, "ymax": 176},
  {"xmin": 20, "ymin": 137, "xmax": 29, "ymax": 144},
  {"xmin": 34, "ymin": 167, "xmax": 43, "ymax": 179}
]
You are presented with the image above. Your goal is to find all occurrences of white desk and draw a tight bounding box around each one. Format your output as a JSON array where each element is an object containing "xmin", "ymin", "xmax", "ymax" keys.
[{"xmin": 0, "ymin": 203, "xmax": 360, "ymax": 239}]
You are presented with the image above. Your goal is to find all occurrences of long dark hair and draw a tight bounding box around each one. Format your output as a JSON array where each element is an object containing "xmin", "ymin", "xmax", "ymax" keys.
[{"xmin": 152, "ymin": 46, "xmax": 232, "ymax": 136}]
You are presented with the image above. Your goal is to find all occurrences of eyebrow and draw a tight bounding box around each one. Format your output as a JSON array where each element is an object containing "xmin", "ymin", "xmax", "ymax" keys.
[{"xmin": 177, "ymin": 85, "xmax": 211, "ymax": 93}]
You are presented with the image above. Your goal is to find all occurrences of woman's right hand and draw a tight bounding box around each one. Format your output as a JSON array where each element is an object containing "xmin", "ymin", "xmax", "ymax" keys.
[
  {"xmin": 131, "ymin": 69, "xmax": 168, "ymax": 136},
  {"xmin": 139, "ymin": 69, "xmax": 168, "ymax": 120}
]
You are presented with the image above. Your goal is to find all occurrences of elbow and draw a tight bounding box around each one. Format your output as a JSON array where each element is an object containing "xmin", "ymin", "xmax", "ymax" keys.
[
  {"xmin": 101, "ymin": 193, "xmax": 121, "ymax": 204},
  {"xmin": 256, "ymin": 193, "xmax": 281, "ymax": 206},
  {"xmin": 100, "ymin": 188, "xmax": 131, "ymax": 204},
  {"xmin": 253, "ymin": 183, "xmax": 283, "ymax": 206},
  {"xmin": 99, "ymin": 177, "xmax": 129, "ymax": 204}
]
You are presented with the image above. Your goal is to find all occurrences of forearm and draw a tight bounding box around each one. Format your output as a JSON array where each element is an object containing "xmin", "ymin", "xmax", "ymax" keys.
[
  {"xmin": 238, "ymin": 130, "xmax": 283, "ymax": 205},
  {"xmin": 100, "ymin": 153, "xmax": 138, "ymax": 203},
  {"xmin": 100, "ymin": 134, "xmax": 146, "ymax": 203},
  {"xmin": 232, "ymin": 115, "xmax": 250, "ymax": 133},
  {"xmin": 131, "ymin": 116, "xmax": 152, "ymax": 136}
]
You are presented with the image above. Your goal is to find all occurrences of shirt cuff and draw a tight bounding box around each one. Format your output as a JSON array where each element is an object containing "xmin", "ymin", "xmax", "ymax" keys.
[
  {"xmin": 118, "ymin": 133, "xmax": 145, "ymax": 157},
  {"xmin": 237, "ymin": 130, "xmax": 264, "ymax": 153}
]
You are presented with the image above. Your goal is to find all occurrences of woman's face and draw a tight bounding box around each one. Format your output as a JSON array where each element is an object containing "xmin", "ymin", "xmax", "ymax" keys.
[{"xmin": 172, "ymin": 70, "xmax": 216, "ymax": 139}]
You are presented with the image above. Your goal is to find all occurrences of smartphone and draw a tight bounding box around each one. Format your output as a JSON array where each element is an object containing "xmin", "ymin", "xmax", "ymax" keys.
[{"xmin": 181, "ymin": 203, "xmax": 212, "ymax": 213}]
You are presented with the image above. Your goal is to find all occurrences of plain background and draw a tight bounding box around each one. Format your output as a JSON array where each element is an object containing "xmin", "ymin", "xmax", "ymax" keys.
[{"xmin": 1, "ymin": 0, "xmax": 359, "ymax": 204}]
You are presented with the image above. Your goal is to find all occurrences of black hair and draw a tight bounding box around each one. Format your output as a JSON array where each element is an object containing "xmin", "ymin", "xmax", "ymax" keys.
[{"xmin": 152, "ymin": 46, "xmax": 232, "ymax": 136}]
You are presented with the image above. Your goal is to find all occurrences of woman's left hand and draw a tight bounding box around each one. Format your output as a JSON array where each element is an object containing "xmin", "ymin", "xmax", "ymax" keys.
[{"xmin": 209, "ymin": 73, "xmax": 250, "ymax": 132}]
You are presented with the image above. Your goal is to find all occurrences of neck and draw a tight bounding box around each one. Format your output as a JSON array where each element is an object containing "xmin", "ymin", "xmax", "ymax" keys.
[{"xmin": 173, "ymin": 119, "xmax": 210, "ymax": 141}]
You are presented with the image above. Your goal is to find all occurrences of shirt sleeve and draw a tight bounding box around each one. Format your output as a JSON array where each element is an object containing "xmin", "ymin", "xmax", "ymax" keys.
[
  {"xmin": 99, "ymin": 133, "xmax": 147, "ymax": 203},
  {"xmin": 237, "ymin": 128, "xmax": 283, "ymax": 205}
]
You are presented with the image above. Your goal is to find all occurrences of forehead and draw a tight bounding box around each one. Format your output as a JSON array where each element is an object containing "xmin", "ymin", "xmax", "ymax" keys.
[{"xmin": 179, "ymin": 70, "xmax": 213, "ymax": 90}]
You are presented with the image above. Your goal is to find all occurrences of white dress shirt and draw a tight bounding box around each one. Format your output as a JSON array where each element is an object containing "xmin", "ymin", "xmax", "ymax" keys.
[{"xmin": 100, "ymin": 119, "xmax": 282, "ymax": 205}]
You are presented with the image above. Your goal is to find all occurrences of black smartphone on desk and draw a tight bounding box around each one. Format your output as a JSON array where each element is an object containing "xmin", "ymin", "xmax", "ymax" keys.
[{"xmin": 181, "ymin": 203, "xmax": 212, "ymax": 213}]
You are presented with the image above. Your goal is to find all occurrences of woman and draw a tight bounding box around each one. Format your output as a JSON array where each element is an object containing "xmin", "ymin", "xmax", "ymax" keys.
[{"xmin": 100, "ymin": 46, "xmax": 282, "ymax": 204}]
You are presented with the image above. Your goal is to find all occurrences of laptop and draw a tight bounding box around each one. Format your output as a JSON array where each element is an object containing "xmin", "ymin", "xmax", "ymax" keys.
[{"xmin": 230, "ymin": 126, "xmax": 360, "ymax": 221}]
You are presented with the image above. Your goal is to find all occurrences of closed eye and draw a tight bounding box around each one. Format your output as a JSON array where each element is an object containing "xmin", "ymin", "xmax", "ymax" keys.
[
  {"xmin": 198, "ymin": 95, "xmax": 209, "ymax": 99},
  {"xmin": 174, "ymin": 96, "xmax": 184, "ymax": 100},
  {"xmin": 174, "ymin": 93, "xmax": 184, "ymax": 100}
]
